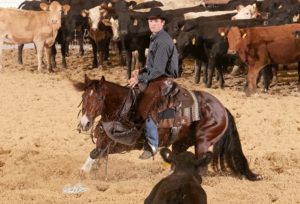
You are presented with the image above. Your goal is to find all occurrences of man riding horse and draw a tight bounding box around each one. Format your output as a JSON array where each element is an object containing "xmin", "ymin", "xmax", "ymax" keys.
[{"xmin": 128, "ymin": 7, "xmax": 179, "ymax": 159}]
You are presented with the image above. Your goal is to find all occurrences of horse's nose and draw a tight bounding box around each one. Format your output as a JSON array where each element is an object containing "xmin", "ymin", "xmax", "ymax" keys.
[{"xmin": 80, "ymin": 114, "xmax": 91, "ymax": 131}]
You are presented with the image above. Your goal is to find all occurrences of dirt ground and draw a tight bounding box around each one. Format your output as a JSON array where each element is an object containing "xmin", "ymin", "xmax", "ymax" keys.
[{"xmin": 0, "ymin": 47, "xmax": 300, "ymax": 204}]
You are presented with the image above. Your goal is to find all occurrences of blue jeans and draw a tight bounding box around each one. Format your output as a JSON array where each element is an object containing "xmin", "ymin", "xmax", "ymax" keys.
[{"xmin": 145, "ymin": 117, "xmax": 159, "ymax": 151}]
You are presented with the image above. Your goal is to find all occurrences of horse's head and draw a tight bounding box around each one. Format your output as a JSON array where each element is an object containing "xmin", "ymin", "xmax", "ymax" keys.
[{"xmin": 73, "ymin": 75, "xmax": 107, "ymax": 131}]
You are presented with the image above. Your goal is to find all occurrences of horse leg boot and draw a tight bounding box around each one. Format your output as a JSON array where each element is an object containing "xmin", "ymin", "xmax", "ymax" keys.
[{"xmin": 80, "ymin": 148, "xmax": 102, "ymax": 174}]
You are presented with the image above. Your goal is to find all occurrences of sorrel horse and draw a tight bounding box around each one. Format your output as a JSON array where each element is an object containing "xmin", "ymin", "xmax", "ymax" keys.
[{"xmin": 73, "ymin": 75, "xmax": 261, "ymax": 181}]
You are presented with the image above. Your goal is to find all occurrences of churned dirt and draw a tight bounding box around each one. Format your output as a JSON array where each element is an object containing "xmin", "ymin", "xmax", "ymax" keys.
[{"xmin": 0, "ymin": 47, "xmax": 299, "ymax": 204}]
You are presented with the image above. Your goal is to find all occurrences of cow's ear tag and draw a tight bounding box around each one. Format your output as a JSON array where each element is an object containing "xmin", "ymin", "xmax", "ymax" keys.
[
  {"xmin": 242, "ymin": 33, "xmax": 247, "ymax": 38},
  {"xmin": 173, "ymin": 39, "xmax": 177, "ymax": 44},
  {"xmin": 220, "ymin": 32, "xmax": 225, "ymax": 36},
  {"xmin": 192, "ymin": 37, "xmax": 196, "ymax": 45},
  {"xmin": 293, "ymin": 14, "xmax": 299, "ymax": 22},
  {"xmin": 133, "ymin": 19, "xmax": 138, "ymax": 26}
]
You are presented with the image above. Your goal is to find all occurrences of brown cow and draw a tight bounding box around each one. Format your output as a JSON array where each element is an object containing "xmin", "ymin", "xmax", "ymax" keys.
[
  {"xmin": 220, "ymin": 24, "xmax": 300, "ymax": 95},
  {"xmin": 81, "ymin": 5, "xmax": 113, "ymax": 69},
  {"xmin": 144, "ymin": 148, "xmax": 211, "ymax": 204},
  {"xmin": 0, "ymin": 1, "xmax": 70, "ymax": 72}
]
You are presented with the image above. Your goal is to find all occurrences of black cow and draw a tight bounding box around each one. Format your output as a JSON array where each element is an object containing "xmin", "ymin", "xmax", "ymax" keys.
[
  {"xmin": 176, "ymin": 18, "xmax": 263, "ymax": 88},
  {"xmin": 52, "ymin": 0, "xmax": 112, "ymax": 68},
  {"xmin": 144, "ymin": 148, "xmax": 212, "ymax": 204},
  {"xmin": 166, "ymin": 13, "xmax": 236, "ymax": 39},
  {"xmin": 108, "ymin": 0, "xmax": 151, "ymax": 78},
  {"xmin": 205, "ymin": 0, "xmax": 260, "ymax": 11},
  {"xmin": 81, "ymin": 6, "xmax": 113, "ymax": 69},
  {"xmin": 108, "ymin": 1, "xmax": 232, "ymax": 78}
]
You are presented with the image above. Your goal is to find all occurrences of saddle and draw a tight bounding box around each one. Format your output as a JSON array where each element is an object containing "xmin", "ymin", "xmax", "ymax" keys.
[{"xmin": 102, "ymin": 79, "xmax": 201, "ymax": 146}]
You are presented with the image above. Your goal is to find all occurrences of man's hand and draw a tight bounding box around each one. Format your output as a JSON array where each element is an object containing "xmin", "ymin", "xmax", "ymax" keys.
[{"xmin": 128, "ymin": 75, "xmax": 138, "ymax": 88}]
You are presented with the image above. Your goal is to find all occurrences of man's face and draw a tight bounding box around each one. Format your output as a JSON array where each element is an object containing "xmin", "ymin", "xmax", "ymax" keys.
[{"xmin": 148, "ymin": 18, "xmax": 165, "ymax": 33}]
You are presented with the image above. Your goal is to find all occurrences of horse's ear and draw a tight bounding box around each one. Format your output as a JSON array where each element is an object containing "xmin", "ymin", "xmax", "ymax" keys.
[
  {"xmin": 100, "ymin": 76, "xmax": 106, "ymax": 82},
  {"xmin": 196, "ymin": 151, "xmax": 213, "ymax": 168},
  {"xmin": 160, "ymin": 148, "xmax": 175, "ymax": 164}
]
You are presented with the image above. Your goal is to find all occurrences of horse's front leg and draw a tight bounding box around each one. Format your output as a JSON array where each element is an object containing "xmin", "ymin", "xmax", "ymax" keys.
[{"xmin": 80, "ymin": 148, "xmax": 102, "ymax": 174}]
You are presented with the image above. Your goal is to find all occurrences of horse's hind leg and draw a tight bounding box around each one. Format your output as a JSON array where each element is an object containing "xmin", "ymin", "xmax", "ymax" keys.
[
  {"xmin": 195, "ymin": 139, "xmax": 210, "ymax": 175},
  {"xmin": 213, "ymin": 109, "xmax": 261, "ymax": 181}
]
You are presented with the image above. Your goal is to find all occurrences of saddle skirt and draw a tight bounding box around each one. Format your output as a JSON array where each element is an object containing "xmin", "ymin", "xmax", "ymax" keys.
[{"xmin": 154, "ymin": 80, "xmax": 202, "ymax": 129}]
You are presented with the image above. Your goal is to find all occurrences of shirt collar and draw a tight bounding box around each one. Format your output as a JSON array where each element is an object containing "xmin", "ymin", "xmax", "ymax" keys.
[{"xmin": 150, "ymin": 29, "xmax": 164, "ymax": 41}]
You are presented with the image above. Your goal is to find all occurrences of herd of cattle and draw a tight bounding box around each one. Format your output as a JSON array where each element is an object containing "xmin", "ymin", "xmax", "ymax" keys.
[
  {"xmin": 0, "ymin": 0, "xmax": 299, "ymax": 96},
  {"xmin": 0, "ymin": 0, "xmax": 299, "ymax": 202}
]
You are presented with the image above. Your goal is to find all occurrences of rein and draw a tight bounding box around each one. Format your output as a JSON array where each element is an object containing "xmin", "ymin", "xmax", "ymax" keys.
[
  {"xmin": 77, "ymin": 99, "xmax": 83, "ymax": 118},
  {"xmin": 77, "ymin": 98, "xmax": 101, "ymax": 144},
  {"xmin": 118, "ymin": 88, "xmax": 138, "ymax": 120}
]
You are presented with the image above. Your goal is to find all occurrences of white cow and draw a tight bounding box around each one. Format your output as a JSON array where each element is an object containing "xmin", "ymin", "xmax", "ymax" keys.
[
  {"xmin": 0, "ymin": 1, "xmax": 70, "ymax": 72},
  {"xmin": 184, "ymin": 4, "xmax": 259, "ymax": 20}
]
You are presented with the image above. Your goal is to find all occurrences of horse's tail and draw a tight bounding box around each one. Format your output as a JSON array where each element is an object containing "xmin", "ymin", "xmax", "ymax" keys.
[{"xmin": 212, "ymin": 109, "xmax": 260, "ymax": 181}]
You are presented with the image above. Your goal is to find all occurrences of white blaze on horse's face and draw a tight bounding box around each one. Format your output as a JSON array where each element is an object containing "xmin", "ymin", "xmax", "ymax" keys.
[
  {"xmin": 80, "ymin": 89, "xmax": 95, "ymax": 131},
  {"xmin": 79, "ymin": 88, "xmax": 104, "ymax": 131},
  {"xmin": 110, "ymin": 17, "xmax": 120, "ymax": 41}
]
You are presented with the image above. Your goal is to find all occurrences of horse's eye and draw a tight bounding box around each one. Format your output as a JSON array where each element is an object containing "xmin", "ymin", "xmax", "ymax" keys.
[{"xmin": 98, "ymin": 96, "xmax": 104, "ymax": 100}]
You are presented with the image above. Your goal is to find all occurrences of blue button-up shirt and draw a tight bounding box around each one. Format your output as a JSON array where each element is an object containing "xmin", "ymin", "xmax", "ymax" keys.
[{"xmin": 138, "ymin": 29, "xmax": 179, "ymax": 84}]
